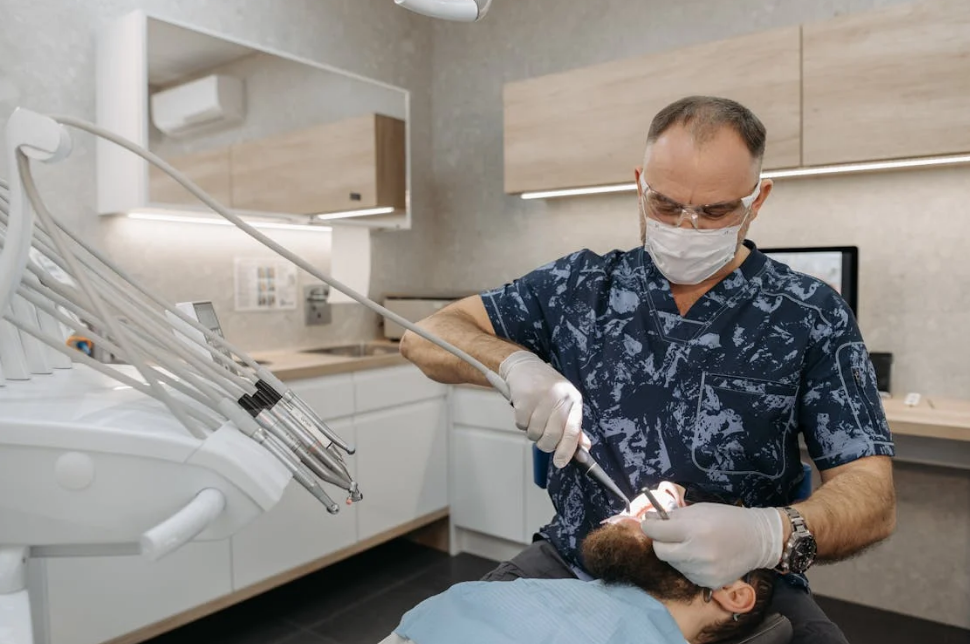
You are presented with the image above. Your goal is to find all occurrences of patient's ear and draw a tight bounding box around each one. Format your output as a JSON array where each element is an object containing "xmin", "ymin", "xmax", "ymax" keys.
[{"xmin": 711, "ymin": 580, "xmax": 757, "ymax": 615}]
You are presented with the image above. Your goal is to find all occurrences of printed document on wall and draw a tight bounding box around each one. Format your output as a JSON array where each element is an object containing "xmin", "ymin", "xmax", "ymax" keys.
[{"xmin": 234, "ymin": 258, "xmax": 298, "ymax": 311}]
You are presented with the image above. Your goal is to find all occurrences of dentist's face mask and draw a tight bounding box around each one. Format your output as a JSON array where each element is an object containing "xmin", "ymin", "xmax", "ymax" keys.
[{"xmin": 638, "ymin": 175, "xmax": 761, "ymax": 285}]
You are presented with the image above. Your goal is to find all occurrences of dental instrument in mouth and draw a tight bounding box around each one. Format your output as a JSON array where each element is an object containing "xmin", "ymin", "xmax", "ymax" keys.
[{"xmin": 640, "ymin": 487, "xmax": 669, "ymax": 520}]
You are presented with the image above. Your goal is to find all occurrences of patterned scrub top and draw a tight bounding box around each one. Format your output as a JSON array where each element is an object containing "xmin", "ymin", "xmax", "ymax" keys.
[{"xmin": 480, "ymin": 241, "xmax": 895, "ymax": 571}]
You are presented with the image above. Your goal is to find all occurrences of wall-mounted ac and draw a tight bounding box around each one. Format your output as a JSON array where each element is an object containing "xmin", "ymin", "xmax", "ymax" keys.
[{"xmin": 150, "ymin": 74, "xmax": 244, "ymax": 138}]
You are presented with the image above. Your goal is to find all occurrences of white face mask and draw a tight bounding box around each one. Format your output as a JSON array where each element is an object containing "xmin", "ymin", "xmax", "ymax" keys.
[
  {"xmin": 639, "ymin": 176, "xmax": 760, "ymax": 285},
  {"xmin": 643, "ymin": 217, "xmax": 745, "ymax": 285}
]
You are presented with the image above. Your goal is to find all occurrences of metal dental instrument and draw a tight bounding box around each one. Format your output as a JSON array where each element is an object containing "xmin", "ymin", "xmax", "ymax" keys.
[
  {"xmin": 45, "ymin": 113, "xmax": 632, "ymax": 514},
  {"xmin": 641, "ymin": 487, "xmax": 669, "ymax": 520}
]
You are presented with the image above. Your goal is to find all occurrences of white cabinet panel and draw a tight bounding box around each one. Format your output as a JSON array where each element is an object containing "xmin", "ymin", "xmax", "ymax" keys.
[
  {"xmin": 524, "ymin": 443, "xmax": 557, "ymax": 543},
  {"xmin": 451, "ymin": 387, "xmax": 519, "ymax": 434},
  {"xmin": 355, "ymin": 399, "xmax": 448, "ymax": 540},
  {"xmin": 231, "ymin": 419, "xmax": 358, "ymax": 590},
  {"xmin": 288, "ymin": 374, "xmax": 356, "ymax": 421},
  {"xmin": 451, "ymin": 426, "xmax": 526, "ymax": 543},
  {"xmin": 353, "ymin": 364, "xmax": 447, "ymax": 414},
  {"xmin": 45, "ymin": 541, "xmax": 231, "ymax": 644}
]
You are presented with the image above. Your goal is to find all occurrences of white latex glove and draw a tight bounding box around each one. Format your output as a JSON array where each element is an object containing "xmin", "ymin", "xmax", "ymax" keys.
[
  {"xmin": 499, "ymin": 350, "xmax": 589, "ymax": 468},
  {"xmin": 639, "ymin": 502, "xmax": 784, "ymax": 589}
]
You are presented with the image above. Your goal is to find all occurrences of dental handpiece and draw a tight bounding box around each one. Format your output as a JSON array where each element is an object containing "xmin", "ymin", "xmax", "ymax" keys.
[{"xmin": 573, "ymin": 447, "xmax": 631, "ymax": 513}]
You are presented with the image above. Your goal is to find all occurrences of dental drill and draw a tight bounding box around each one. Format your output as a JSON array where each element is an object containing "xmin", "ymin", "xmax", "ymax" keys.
[{"xmin": 0, "ymin": 107, "xmax": 630, "ymax": 516}]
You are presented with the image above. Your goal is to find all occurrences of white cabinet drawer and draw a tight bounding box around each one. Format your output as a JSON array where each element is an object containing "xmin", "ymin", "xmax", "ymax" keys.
[
  {"xmin": 44, "ymin": 541, "xmax": 231, "ymax": 644},
  {"xmin": 231, "ymin": 418, "xmax": 358, "ymax": 590},
  {"xmin": 288, "ymin": 373, "xmax": 356, "ymax": 421},
  {"xmin": 451, "ymin": 426, "xmax": 526, "ymax": 543},
  {"xmin": 354, "ymin": 399, "xmax": 448, "ymax": 540},
  {"xmin": 353, "ymin": 365, "xmax": 447, "ymax": 413},
  {"xmin": 451, "ymin": 386, "xmax": 518, "ymax": 434}
]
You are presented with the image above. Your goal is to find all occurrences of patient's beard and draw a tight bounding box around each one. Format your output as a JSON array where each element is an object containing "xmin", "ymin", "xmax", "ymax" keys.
[{"xmin": 582, "ymin": 523, "xmax": 701, "ymax": 603}]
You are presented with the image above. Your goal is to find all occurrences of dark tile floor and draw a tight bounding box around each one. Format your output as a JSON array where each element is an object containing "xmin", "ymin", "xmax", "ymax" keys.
[{"xmin": 147, "ymin": 538, "xmax": 970, "ymax": 644}]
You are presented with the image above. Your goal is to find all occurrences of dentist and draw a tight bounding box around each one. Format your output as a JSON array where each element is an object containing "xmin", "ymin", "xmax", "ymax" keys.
[{"xmin": 400, "ymin": 95, "xmax": 896, "ymax": 644}]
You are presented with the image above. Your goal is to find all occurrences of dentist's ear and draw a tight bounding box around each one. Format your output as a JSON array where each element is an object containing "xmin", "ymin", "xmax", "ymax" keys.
[{"xmin": 750, "ymin": 178, "xmax": 773, "ymax": 221}]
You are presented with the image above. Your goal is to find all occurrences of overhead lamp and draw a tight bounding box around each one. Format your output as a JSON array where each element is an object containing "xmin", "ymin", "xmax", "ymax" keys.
[
  {"xmin": 315, "ymin": 206, "xmax": 396, "ymax": 221},
  {"xmin": 395, "ymin": 0, "xmax": 492, "ymax": 22},
  {"xmin": 127, "ymin": 210, "xmax": 332, "ymax": 232},
  {"xmin": 519, "ymin": 152, "xmax": 970, "ymax": 200}
]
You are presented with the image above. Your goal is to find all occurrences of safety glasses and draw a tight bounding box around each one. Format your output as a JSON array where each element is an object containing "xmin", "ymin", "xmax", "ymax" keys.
[{"xmin": 638, "ymin": 175, "xmax": 762, "ymax": 230}]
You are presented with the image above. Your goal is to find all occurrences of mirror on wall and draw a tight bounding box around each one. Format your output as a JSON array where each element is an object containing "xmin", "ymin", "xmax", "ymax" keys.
[{"xmin": 98, "ymin": 13, "xmax": 410, "ymax": 230}]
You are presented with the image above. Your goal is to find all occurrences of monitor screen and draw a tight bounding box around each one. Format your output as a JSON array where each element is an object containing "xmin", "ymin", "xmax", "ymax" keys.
[{"xmin": 761, "ymin": 246, "xmax": 859, "ymax": 316}]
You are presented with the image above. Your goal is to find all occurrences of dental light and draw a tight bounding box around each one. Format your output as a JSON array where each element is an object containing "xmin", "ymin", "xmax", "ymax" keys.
[{"xmin": 394, "ymin": 0, "xmax": 492, "ymax": 22}]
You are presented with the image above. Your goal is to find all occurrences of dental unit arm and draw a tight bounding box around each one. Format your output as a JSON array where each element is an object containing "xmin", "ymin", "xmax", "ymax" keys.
[{"xmin": 0, "ymin": 107, "xmax": 628, "ymax": 644}]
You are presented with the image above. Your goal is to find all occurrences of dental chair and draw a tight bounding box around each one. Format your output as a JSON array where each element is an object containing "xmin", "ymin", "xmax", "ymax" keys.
[{"xmin": 531, "ymin": 445, "xmax": 813, "ymax": 644}]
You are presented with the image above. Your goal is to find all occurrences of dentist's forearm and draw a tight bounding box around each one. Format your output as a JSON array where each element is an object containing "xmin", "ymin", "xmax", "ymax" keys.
[
  {"xmin": 783, "ymin": 456, "xmax": 896, "ymax": 563},
  {"xmin": 400, "ymin": 299, "xmax": 521, "ymax": 386}
]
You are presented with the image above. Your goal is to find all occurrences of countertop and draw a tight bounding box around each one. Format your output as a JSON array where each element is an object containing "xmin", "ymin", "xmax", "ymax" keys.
[
  {"xmin": 250, "ymin": 341, "xmax": 408, "ymax": 382},
  {"xmin": 253, "ymin": 346, "xmax": 969, "ymax": 443}
]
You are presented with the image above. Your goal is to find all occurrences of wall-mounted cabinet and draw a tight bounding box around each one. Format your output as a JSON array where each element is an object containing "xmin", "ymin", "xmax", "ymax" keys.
[
  {"xmin": 148, "ymin": 114, "xmax": 406, "ymax": 215},
  {"xmin": 802, "ymin": 0, "xmax": 970, "ymax": 165},
  {"xmin": 230, "ymin": 114, "xmax": 406, "ymax": 215},
  {"xmin": 503, "ymin": 26, "xmax": 802, "ymax": 194},
  {"xmin": 504, "ymin": 0, "xmax": 970, "ymax": 194},
  {"xmin": 97, "ymin": 11, "xmax": 412, "ymax": 229}
]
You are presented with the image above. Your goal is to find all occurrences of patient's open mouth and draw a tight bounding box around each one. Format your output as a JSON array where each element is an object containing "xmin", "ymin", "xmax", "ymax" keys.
[{"xmin": 600, "ymin": 482, "xmax": 686, "ymax": 525}]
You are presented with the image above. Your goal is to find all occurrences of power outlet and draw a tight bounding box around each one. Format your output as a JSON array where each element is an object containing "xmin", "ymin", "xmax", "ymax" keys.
[{"xmin": 305, "ymin": 284, "xmax": 331, "ymax": 326}]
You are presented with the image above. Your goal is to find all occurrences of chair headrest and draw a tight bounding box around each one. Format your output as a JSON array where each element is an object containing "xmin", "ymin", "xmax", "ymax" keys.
[{"xmin": 715, "ymin": 612, "xmax": 792, "ymax": 644}]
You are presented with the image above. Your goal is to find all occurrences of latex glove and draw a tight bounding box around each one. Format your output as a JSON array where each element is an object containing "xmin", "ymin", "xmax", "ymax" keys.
[
  {"xmin": 499, "ymin": 350, "xmax": 589, "ymax": 468},
  {"xmin": 639, "ymin": 502, "xmax": 784, "ymax": 589}
]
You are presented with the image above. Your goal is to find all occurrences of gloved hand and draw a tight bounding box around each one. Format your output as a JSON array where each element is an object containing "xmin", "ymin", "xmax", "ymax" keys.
[
  {"xmin": 639, "ymin": 502, "xmax": 784, "ymax": 589},
  {"xmin": 499, "ymin": 351, "xmax": 589, "ymax": 468}
]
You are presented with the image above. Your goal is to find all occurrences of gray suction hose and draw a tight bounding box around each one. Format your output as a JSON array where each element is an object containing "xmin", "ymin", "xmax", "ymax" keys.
[{"xmin": 49, "ymin": 115, "xmax": 629, "ymax": 509}]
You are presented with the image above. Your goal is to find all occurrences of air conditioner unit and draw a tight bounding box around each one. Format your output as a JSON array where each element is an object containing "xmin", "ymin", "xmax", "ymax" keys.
[{"xmin": 150, "ymin": 74, "xmax": 245, "ymax": 138}]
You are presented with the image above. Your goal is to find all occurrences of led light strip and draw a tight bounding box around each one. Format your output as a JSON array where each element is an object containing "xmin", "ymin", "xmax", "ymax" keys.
[
  {"xmin": 314, "ymin": 206, "xmax": 396, "ymax": 221},
  {"xmin": 519, "ymin": 153, "xmax": 970, "ymax": 200},
  {"xmin": 128, "ymin": 211, "xmax": 332, "ymax": 232}
]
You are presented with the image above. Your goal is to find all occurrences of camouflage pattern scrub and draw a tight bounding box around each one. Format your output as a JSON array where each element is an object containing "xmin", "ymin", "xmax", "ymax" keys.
[{"xmin": 480, "ymin": 240, "xmax": 895, "ymax": 573}]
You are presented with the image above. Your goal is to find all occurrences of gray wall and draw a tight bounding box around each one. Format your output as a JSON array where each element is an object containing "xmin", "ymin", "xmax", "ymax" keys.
[
  {"xmin": 0, "ymin": 0, "xmax": 434, "ymax": 351},
  {"xmin": 425, "ymin": 0, "xmax": 970, "ymax": 629}
]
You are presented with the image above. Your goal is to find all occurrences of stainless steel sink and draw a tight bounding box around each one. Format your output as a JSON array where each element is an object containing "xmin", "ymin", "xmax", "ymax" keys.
[{"xmin": 300, "ymin": 342, "xmax": 399, "ymax": 358}]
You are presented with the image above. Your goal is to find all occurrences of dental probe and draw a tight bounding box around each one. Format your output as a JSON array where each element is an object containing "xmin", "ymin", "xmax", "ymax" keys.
[
  {"xmin": 640, "ymin": 487, "xmax": 669, "ymax": 520},
  {"xmin": 48, "ymin": 114, "xmax": 633, "ymax": 512}
]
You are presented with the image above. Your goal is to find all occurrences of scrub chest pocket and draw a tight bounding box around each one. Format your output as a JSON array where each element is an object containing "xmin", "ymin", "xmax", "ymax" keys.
[{"xmin": 692, "ymin": 373, "xmax": 798, "ymax": 479}]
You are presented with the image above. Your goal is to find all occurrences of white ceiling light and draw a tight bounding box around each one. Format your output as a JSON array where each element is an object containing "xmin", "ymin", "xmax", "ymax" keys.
[
  {"xmin": 761, "ymin": 153, "xmax": 970, "ymax": 179},
  {"xmin": 520, "ymin": 184, "xmax": 638, "ymax": 200},
  {"xmin": 519, "ymin": 153, "xmax": 970, "ymax": 199},
  {"xmin": 395, "ymin": 0, "xmax": 492, "ymax": 22},
  {"xmin": 315, "ymin": 206, "xmax": 396, "ymax": 221},
  {"xmin": 127, "ymin": 211, "xmax": 332, "ymax": 232}
]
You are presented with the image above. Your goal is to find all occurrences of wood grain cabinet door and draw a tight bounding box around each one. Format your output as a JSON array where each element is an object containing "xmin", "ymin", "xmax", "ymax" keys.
[
  {"xmin": 504, "ymin": 26, "xmax": 802, "ymax": 194},
  {"xmin": 802, "ymin": 0, "xmax": 970, "ymax": 165}
]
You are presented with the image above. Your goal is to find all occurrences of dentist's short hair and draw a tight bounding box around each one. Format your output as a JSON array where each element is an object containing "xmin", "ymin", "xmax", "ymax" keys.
[{"xmin": 647, "ymin": 96, "xmax": 767, "ymax": 161}]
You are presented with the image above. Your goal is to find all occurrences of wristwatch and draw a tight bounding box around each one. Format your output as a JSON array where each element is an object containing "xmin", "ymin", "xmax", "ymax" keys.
[{"xmin": 775, "ymin": 507, "xmax": 817, "ymax": 575}]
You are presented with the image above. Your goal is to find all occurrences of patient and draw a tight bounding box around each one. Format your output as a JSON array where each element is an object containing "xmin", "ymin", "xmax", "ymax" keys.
[{"xmin": 382, "ymin": 484, "xmax": 775, "ymax": 644}]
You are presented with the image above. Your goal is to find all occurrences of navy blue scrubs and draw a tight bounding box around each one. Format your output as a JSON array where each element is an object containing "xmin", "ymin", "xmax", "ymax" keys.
[{"xmin": 480, "ymin": 240, "xmax": 894, "ymax": 571}]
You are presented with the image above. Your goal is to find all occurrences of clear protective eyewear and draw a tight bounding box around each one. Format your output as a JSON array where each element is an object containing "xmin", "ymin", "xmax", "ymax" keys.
[{"xmin": 638, "ymin": 175, "xmax": 762, "ymax": 230}]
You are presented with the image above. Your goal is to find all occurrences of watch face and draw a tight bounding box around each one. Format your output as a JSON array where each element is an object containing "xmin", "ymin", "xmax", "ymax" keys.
[{"xmin": 790, "ymin": 538, "xmax": 818, "ymax": 573}]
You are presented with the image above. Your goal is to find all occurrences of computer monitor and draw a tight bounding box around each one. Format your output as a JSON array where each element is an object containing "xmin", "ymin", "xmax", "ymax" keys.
[{"xmin": 761, "ymin": 246, "xmax": 859, "ymax": 317}]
